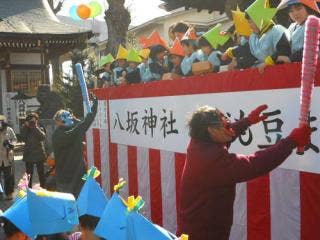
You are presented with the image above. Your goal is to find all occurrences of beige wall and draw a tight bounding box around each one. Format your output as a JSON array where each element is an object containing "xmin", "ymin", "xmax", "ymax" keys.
[{"xmin": 130, "ymin": 9, "xmax": 231, "ymax": 46}]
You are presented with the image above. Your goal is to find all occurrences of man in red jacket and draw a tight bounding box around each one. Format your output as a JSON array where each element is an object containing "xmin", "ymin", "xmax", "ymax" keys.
[{"xmin": 177, "ymin": 105, "xmax": 311, "ymax": 240}]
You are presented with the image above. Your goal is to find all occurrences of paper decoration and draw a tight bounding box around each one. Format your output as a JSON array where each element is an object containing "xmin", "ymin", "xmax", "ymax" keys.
[
  {"xmin": 278, "ymin": 0, "xmax": 320, "ymax": 12},
  {"xmin": 94, "ymin": 193, "xmax": 128, "ymax": 240},
  {"xmin": 116, "ymin": 44, "xmax": 129, "ymax": 60},
  {"xmin": 245, "ymin": 0, "xmax": 277, "ymax": 31},
  {"xmin": 1, "ymin": 196, "xmax": 36, "ymax": 239},
  {"xmin": 27, "ymin": 189, "xmax": 79, "ymax": 235},
  {"xmin": 170, "ymin": 38, "xmax": 185, "ymax": 57},
  {"xmin": 232, "ymin": 6, "xmax": 253, "ymax": 36},
  {"xmin": 181, "ymin": 27, "xmax": 198, "ymax": 41},
  {"xmin": 99, "ymin": 53, "xmax": 115, "ymax": 68},
  {"xmin": 202, "ymin": 23, "xmax": 231, "ymax": 49},
  {"xmin": 139, "ymin": 31, "xmax": 168, "ymax": 49},
  {"xmin": 138, "ymin": 49, "xmax": 151, "ymax": 59},
  {"xmin": 127, "ymin": 49, "xmax": 142, "ymax": 63},
  {"xmin": 77, "ymin": 177, "xmax": 108, "ymax": 217}
]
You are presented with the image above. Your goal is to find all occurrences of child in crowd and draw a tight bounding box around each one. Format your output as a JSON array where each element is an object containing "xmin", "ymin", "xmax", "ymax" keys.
[
  {"xmin": 180, "ymin": 27, "xmax": 199, "ymax": 76},
  {"xmin": 245, "ymin": 0, "xmax": 291, "ymax": 73},
  {"xmin": 169, "ymin": 38, "xmax": 185, "ymax": 75},
  {"xmin": 138, "ymin": 48, "xmax": 153, "ymax": 82},
  {"xmin": 99, "ymin": 53, "xmax": 115, "ymax": 88},
  {"xmin": 222, "ymin": 7, "xmax": 258, "ymax": 70},
  {"xmin": 198, "ymin": 24, "xmax": 231, "ymax": 72},
  {"xmin": 126, "ymin": 49, "xmax": 142, "ymax": 84},
  {"xmin": 149, "ymin": 44, "xmax": 169, "ymax": 80},
  {"xmin": 171, "ymin": 22, "xmax": 190, "ymax": 40},
  {"xmin": 113, "ymin": 44, "xmax": 128, "ymax": 85},
  {"xmin": 69, "ymin": 167, "xmax": 108, "ymax": 240},
  {"xmin": 278, "ymin": 0, "xmax": 320, "ymax": 62}
]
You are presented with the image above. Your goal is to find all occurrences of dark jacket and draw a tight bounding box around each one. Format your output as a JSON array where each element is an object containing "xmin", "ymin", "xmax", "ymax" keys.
[
  {"xmin": 177, "ymin": 119, "xmax": 295, "ymax": 240},
  {"xmin": 52, "ymin": 110, "xmax": 97, "ymax": 197},
  {"xmin": 21, "ymin": 125, "xmax": 46, "ymax": 163}
]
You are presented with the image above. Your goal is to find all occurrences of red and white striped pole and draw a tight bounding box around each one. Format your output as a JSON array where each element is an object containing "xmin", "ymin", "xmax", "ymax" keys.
[{"xmin": 297, "ymin": 15, "xmax": 320, "ymax": 154}]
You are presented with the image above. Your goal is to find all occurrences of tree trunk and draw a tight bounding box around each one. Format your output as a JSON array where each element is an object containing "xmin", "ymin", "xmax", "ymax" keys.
[{"xmin": 105, "ymin": 0, "xmax": 131, "ymax": 56}]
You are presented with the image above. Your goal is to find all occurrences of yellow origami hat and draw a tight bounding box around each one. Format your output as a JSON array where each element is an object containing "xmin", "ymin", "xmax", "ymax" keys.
[
  {"xmin": 232, "ymin": 6, "xmax": 253, "ymax": 37},
  {"xmin": 116, "ymin": 44, "xmax": 128, "ymax": 60},
  {"xmin": 139, "ymin": 48, "xmax": 151, "ymax": 59}
]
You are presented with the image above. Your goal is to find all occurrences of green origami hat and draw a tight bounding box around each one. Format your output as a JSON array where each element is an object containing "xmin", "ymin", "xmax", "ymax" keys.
[
  {"xmin": 127, "ymin": 49, "xmax": 142, "ymax": 63},
  {"xmin": 245, "ymin": 0, "xmax": 277, "ymax": 31},
  {"xmin": 99, "ymin": 54, "xmax": 115, "ymax": 68},
  {"xmin": 202, "ymin": 24, "xmax": 230, "ymax": 49}
]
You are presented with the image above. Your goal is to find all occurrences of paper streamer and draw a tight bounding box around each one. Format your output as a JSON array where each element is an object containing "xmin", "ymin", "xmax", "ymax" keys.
[
  {"xmin": 297, "ymin": 15, "xmax": 320, "ymax": 154},
  {"xmin": 75, "ymin": 63, "xmax": 92, "ymax": 114}
]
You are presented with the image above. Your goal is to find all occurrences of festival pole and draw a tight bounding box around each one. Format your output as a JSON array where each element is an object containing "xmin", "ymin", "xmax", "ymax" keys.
[
  {"xmin": 297, "ymin": 16, "xmax": 320, "ymax": 154},
  {"xmin": 75, "ymin": 63, "xmax": 92, "ymax": 114}
]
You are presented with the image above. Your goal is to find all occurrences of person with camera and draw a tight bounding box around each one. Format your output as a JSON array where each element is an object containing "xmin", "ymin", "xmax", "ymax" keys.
[
  {"xmin": 0, "ymin": 115, "xmax": 17, "ymax": 200},
  {"xmin": 21, "ymin": 112, "xmax": 47, "ymax": 188}
]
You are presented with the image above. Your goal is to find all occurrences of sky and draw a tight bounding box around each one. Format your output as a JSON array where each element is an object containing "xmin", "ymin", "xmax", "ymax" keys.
[{"xmin": 55, "ymin": 0, "xmax": 168, "ymax": 26}]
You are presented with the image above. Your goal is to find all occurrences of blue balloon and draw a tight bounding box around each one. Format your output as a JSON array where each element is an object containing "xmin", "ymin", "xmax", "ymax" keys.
[{"xmin": 69, "ymin": 5, "xmax": 81, "ymax": 21}]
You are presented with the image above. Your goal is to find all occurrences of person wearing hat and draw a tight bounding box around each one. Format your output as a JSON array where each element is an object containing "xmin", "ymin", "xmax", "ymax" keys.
[
  {"xmin": 98, "ymin": 53, "xmax": 115, "ymax": 88},
  {"xmin": 177, "ymin": 105, "xmax": 312, "ymax": 240},
  {"xmin": 68, "ymin": 167, "xmax": 108, "ymax": 240},
  {"xmin": 245, "ymin": 0, "xmax": 291, "ymax": 73},
  {"xmin": 126, "ymin": 49, "xmax": 142, "ymax": 84},
  {"xmin": 198, "ymin": 24, "xmax": 231, "ymax": 72},
  {"xmin": 278, "ymin": 0, "xmax": 320, "ymax": 62},
  {"xmin": 52, "ymin": 97, "xmax": 98, "ymax": 197},
  {"xmin": 221, "ymin": 7, "xmax": 258, "ymax": 70},
  {"xmin": 138, "ymin": 49, "xmax": 153, "ymax": 82},
  {"xmin": 20, "ymin": 112, "xmax": 47, "ymax": 189},
  {"xmin": 180, "ymin": 27, "xmax": 199, "ymax": 76},
  {"xmin": 0, "ymin": 196, "xmax": 36, "ymax": 239},
  {"xmin": 169, "ymin": 39, "xmax": 185, "ymax": 76},
  {"xmin": 0, "ymin": 115, "xmax": 17, "ymax": 200},
  {"xmin": 171, "ymin": 22, "xmax": 191, "ymax": 41},
  {"xmin": 149, "ymin": 44, "xmax": 170, "ymax": 81},
  {"xmin": 113, "ymin": 45, "xmax": 128, "ymax": 86},
  {"xmin": 27, "ymin": 189, "xmax": 79, "ymax": 237}
]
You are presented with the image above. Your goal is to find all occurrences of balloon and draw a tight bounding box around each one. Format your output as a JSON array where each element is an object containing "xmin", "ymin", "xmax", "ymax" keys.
[
  {"xmin": 69, "ymin": 5, "xmax": 81, "ymax": 20},
  {"xmin": 77, "ymin": 4, "xmax": 91, "ymax": 19},
  {"xmin": 89, "ymin": 1, "xmax": 102, "ymax": 18}
]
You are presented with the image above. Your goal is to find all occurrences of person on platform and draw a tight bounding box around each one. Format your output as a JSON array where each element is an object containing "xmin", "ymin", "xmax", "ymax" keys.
[
  {"xmin": 278, "ymin": 0, "xmax": 320, "ymax": 62},
  {"xmin": 222, "ymin": 7, "xmax": 258, "ymax": 70},
  {"xmin": 138, "ymin": 48, "xmax": 153, "ymax": 82},
  {"xmin": 169, "ymin": 39, "xmax": 185, "ymax": 76},
  {"xmin": 149, "ymin": 44, "xmax": 169, "ymax": 80},
  {"xmin": 177, "ymin": 105, "xmax": 311, "ymax": 240},
  {"xmin": 198, "ymin": 24, "xmax": 231, "ymax": 72},
  {"xmin": 0, "ymin": 115, "xmax": 16, "ymax": 200},
  {"xmin": 180, "ymin": 27, "xmax": 199, "ymax": 76},
  {"xmin": 113, "ymin": 45, "xmax": 128, "ymax": 86},
  {"xmin": 52, "ymin": 97, "xmax": 98, "ymax": 197},
  {"xmin": 126, "ymin": 49, "xmax": 142, "ymax": 84},
  {"xmin": 99, "ymin": 53, "xmax": 115, "ymax": 88},
  {"xmin": 245, "ymin": 0, "xmax": 291, "ymax": 73},
  {"xmin": 171, "ymin": 22, "xmax": 190, "ymax": 41},
  {"xmin": 21, "ymin": 112, "xmax": 47, "ymax": 188}
]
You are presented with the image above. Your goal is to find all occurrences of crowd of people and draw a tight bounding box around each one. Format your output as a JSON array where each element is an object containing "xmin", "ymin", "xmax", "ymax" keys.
[{"xmin": 98, "ymin": 0, "xmax": 319, "ymax": 88}]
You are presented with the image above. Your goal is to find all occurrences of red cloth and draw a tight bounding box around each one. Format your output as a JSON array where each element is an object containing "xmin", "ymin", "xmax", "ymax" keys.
[{"xmin": 177, "ymin": 120, "xmax": 296, "ymax": 240}]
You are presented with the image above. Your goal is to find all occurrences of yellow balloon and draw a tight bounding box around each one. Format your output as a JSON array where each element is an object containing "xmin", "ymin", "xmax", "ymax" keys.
[{"xmin": 89, "ymin": 1, "xmax": 102, "ymax": 18}]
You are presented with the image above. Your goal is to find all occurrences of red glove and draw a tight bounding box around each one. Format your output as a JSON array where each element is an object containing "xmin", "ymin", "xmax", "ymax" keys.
[
  {"xmin": 248, "ymin": 105, "xmax": 268, "ymax": 125},
  {"xmin": 288, "ymin": 125, "xmax": 312, "ymax": 148}
]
